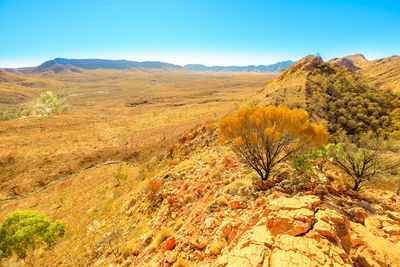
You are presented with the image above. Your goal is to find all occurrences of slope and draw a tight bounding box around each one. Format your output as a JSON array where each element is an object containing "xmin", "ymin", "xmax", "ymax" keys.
[
  {"xmin": 256, "ymin": 55, "xmax": 400, "ymax": 139},
  {"xmin": 358, "ymin": 55, "xmax": 400, "ymax": 92},
  {"xmin": 0, "ymin": 69, "xmax": 61, "ymax": 108},
  {"xmin": 1, "ymin": 123, "xmax": 400, "ymax": 266},
  {"xmin": 327, "ymin": 53, "xmax": 400, "ymax": 92}
]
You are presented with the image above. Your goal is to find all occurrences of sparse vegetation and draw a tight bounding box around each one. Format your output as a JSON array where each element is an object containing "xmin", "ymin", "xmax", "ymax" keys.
[
  {"xmin": 146, "ymin": 179, "xmax": 163, "ymax": 202},
  {"xmin": 112, "ymin": 162, "xmax": 128, "ymax": 186},
  {"xmin": 149, "ymin": 227, "xmax": 173, "ymax": 250},
  {"xmin": 328, "ymin": 142, "xmax": 400, "ymax": 191}
]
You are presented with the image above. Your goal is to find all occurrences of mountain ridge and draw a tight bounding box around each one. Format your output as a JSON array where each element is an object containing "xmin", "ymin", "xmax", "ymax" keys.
[
  {"xmin": 184, "ymin": 60, "xmax": 294, "ymax": 73},
  {"xmin": 3, "ymin": 58, "xmax": 294, "ymax": 74}
]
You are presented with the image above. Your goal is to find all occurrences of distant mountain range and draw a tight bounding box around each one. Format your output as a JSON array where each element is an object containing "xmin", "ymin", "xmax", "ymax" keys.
[
  {"xmin": 3, "ymin": 58, "xmax": 294, "ymax": 74},
  {"xmin": 184, "ymin": 60, "xmax": 294, "ymax": 73}
]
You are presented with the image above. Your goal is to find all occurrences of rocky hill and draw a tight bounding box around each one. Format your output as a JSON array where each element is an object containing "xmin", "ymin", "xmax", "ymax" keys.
[
  {"xmin": 256, "ymin": 55, "xmax": 400, "ymax": 137},
  {"xmin": 358, "ymin": 56, "xmax": 400, "ymax": 92},
  {"xmin": 327, "ymin": 57, "xmax": 360, "ymax": 72},
  {"xmin": 329, "ymin": 54, "xmax": 368, "ymax": 67},
  {"xmin": 254, "ymin": 55, "xmax": 323, "ymax": 112},
  {"xmin": 327, "ymin": 53, "xmax": 400, "ymax": 92}
]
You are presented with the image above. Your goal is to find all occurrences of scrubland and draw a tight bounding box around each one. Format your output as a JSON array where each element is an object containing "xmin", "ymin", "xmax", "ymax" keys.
[{"xmin": 0, "ymin": 70, "xmax": 275, "ymax": 197}]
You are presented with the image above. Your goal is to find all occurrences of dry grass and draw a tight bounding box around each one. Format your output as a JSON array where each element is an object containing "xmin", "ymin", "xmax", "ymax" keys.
[
  {"xmin": 358, "ymin": 56, "xmax": 400, "ymax": 92},
  {"xmin": 223, "ymin": 178, "xmax": 252, "ymax": 195},
  {"xmin": 216, "ymin": 196, "xmax": 229, "ymax": 206},
  {"xmin": 149, "ymin": 227, "xmax": 173, "ymax": 249},
  {"xmin": 0, "ymin": 70, "xmax": 276, "ymax": 197}
]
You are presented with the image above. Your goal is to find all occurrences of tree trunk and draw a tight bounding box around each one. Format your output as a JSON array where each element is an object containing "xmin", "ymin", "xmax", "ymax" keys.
[
  {"xmin": 262, "ymin": 169, "xmax": 271, "ymax": 181},
  {"xmin": 352, "ymin": 180, "xmax": 360, "ymax": 191}
]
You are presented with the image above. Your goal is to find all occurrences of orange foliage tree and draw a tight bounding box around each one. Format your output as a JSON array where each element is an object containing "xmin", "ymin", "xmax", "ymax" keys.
[{"xmin": 218, "ymin": 105, "xmax": 329, "ymax": 181}]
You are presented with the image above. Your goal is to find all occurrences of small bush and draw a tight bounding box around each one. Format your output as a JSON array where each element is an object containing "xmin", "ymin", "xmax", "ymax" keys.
[
  {"xmin": 291, "ymin": 150, "xmax": 318, "ymax": 181},
  {"xmin": 150, "ymin": 228, "xmax": 173, "ymax": 249},
  {"xmin": 183, "ymin": 194, "xmax": 193, "ymax": 204},
  {"xmin": 172, "ymin": 258, "xmax": 189, "ymax": 267},
  {"xmin": 146, "ymin": 179, "xmax": 163, "ymax": 201},
  {"xmin": 223, "ymin": 179, "xmax": 251, "ymax": 195},
  {"xmin": 216, "ymin": 196, "xmax": 229, "ymax": 206},
  {"xmin": 113, "ymin": 163, "xmax": 128, "ymax": 186},
  {"xmin": 328, "ymin": 142, "xmax": 400, "ymax": 191},
  {"xmin": 209, "ymin": 238, "xmax": 228, "ymax": 255}
]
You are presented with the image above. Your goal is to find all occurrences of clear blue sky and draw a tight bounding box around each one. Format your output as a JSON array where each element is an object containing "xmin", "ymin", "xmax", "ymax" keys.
[{"xmin": 0, "ymin": 0, "xmax": 399, "ymax": 67}]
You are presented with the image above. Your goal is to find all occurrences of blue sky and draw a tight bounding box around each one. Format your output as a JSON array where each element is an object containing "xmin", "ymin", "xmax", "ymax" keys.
[{"xmin": 0, "ymin": 0, "xmax": 399, "ymax": 67}]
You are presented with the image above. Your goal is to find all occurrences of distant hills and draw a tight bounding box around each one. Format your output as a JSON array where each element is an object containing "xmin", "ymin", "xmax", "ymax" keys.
[
  {"xmin": 184, "ymin": 60, "xmax": 294, "ymax": 73},
  {"xmin": 3, "ymin": 58, "xmax": 294, "ymax": 74}
]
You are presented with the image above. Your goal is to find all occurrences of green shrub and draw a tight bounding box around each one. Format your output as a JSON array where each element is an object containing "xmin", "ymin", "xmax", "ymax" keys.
[
  {"xmin": 113, "ymin": 163, "xmax": 128, "ymax": 185},
  {"xmin": 0, "ymin": 210, "xmax": 66, "ymax": 265}
]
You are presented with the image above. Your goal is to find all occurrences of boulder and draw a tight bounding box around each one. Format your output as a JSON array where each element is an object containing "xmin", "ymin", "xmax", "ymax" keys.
[
  {"xmin": 269, "ymin": 235, "xmax": 352, "ymax": 267},
  {"xmin": 268, "ymin": 195, "xmax": 321, "ymax": 211},
  {"xmin": 266, "ymin": 208, "xmax": 314, "ymax": 236},
  {"xmin": 161, "ymin": 236, "xmax": 177, "ymax": 252},
  {"xmin": 348, "ymin": 207, "xmax": 370, "ymax": 224},
  {"xmin": 364, "ymin": 216, "xmax": 382, "ymax": 229},
  {"xmin": 383, "ymin": 224, "xmax": 400, "ymax": 235},
  {"xmin": 313, "ymin": 209, "xmax": 351, "ymax": 253},
  {"xmin": 351, "ymin": 222, "xmax": 400, "ymax": 266},
  {"xmin": 229, "ymin": 200, "xmax": 241, "ymax": 210},
  {"xmin": 214, "ymin": 224, "xmax": 273, "ymax": 267},
  {"xmin": 216, "ymin": 221, "xmax": 233, "ymax": 240},
  {"xmin": 187, "ymin": 236, "xmax": 208, "ymax": 250}
]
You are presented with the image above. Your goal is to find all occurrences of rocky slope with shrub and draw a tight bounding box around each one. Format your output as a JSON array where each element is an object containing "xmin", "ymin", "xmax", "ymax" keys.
[
  {"xmin": 124, "ymin": 125, "xmax": 400, "ymax": 267},
  {"xmin": 1, "ymin": 117, "xmax": 400, "ymax": 266}
]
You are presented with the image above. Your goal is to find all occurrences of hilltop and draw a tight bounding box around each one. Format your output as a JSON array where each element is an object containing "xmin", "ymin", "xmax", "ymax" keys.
[{"xmin": 328, "ymin": 53, "xmax": 368, "ymax": 68}]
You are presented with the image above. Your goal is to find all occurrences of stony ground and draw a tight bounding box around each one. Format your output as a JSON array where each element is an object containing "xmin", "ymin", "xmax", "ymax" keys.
[{"xmin": 89, "ymin": 125, "xmax": 400, "ymax": 267}]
